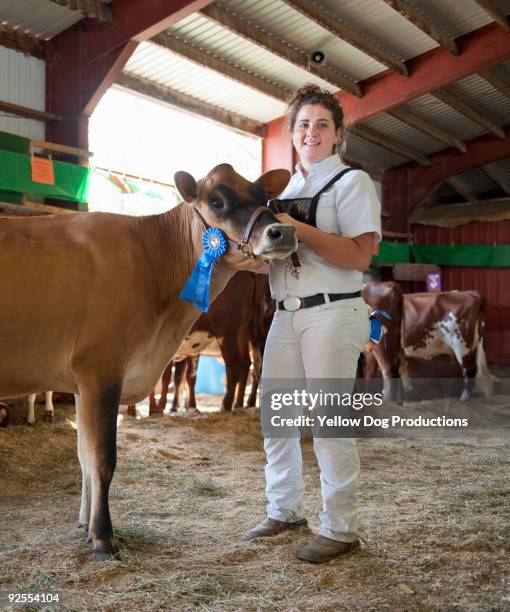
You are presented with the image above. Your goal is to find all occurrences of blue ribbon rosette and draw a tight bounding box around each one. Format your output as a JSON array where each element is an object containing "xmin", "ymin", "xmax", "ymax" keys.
[
  {"xmin": 368, "ymin": 308, "xmax": 392, "ymax": 345},
  {"xmin": 180, "ymin": 227, "xmax": 228, "ymax": 312}
]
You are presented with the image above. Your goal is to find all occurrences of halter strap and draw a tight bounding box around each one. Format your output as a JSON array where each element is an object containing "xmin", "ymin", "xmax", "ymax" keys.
[{"xmin": 192, "ymin": 205, "xmax": 270, "ymax": 259}]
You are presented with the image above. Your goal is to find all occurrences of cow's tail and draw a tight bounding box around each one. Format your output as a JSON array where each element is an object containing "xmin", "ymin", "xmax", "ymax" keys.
[
  {"xmin": 476, "ymin": 342, "xmax": 494, "ymax": 396},
  {"xmin": 475, "ymin": 298, "xmax": 494, "ymax": 396}
]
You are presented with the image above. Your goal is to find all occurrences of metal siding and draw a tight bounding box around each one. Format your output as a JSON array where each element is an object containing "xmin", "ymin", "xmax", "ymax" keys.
[
  {"xmin": 0, "ymin": 46, "xmax": 45, "ymax": 139},
  {"xmin": 455, "ymin": 167, "xmax": 501, "ymax": 195},
  {"xmin": 0, "ymin": 0, "xmax": 83, "ymax": 40},
  {"xmin": 412, "ymin": 222, "xmax": 510, "ymax": 363},
  {"xmin": 488, "ymin": 157, "xmax": 510, "ymax": 189}
]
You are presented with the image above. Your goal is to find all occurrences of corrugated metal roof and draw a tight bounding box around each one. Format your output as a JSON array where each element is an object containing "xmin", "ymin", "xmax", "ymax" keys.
[
  {"xmin": 345, "ymin": 132, "xmax": 408, "ymax": 170},
  {"xmin": 405, "ymin": 0, "xmax": 496, "ymax": 38},
  {"xmin": 219, "ymin": 0, "xmax": 389, "ymax": 81},
  {"xmin": 0, "ymin": 0, "xmax": 83, "ymax": 40},
  {"xmin": 404, "ymin": 94, "xmax": 487, "ymax": 142},
  {"xmin": 316, "ymin": 0, "xmax": 438, "ymax": 59},
  {"xmin": 124, "ymin": 42, "xmax": 287, "ymax": 123},
  {"xmin": 454, "ymin": 167, "xmax": 497, "ymax": 196},
  {"xmin": 166, "ymin": 11, "xmax": 334, "ymax": 92},
  {"xmin": 488, "ymin": 157, "xmax": 510, "ymax": 190},
  {"xmin": 0, "ymin": 46, "xmax": 45, "ymax": 140},
  {"xmin": 363, "ymin": 113, "xmax": 446, "ymax": 155},
  {"xmin": 448, "ymin": 74, "xmax": 510, "ymax": 127}
]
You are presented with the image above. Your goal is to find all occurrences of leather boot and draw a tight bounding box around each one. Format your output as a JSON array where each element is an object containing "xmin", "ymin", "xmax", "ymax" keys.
[
  {"xmin": 244, "ymin": 517, "xmax": 307, "ymax": 541},
  {"xmin": 298, "ymin": 535, "xmax": 360, "ymax": 563}
]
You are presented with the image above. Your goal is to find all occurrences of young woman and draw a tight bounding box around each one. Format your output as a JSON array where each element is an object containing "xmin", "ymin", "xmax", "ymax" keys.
[{"xmin": 245, "ymin": 85, "xmax": 382, "ymax": 563}]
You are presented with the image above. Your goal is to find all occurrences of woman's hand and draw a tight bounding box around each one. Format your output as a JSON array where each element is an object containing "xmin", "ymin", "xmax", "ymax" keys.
[{"xmin": 275, "ymin": 213, "xmax": 304, "ymax": 239}]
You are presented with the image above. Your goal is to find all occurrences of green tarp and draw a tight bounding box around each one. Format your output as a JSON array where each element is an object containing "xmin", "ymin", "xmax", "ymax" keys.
[
  {"xmin": 0, "ymin": 149, "xmax": 89, "ymax": 203},
  {"xmin": 372, "ymin": 241, "xmax": 510, "ymax": 268}
]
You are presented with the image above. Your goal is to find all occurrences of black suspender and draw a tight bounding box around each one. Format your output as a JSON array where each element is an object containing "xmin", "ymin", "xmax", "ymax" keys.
[{"xmin": 308, "ymin": 167, "xmax": 354, "ymax": 227}]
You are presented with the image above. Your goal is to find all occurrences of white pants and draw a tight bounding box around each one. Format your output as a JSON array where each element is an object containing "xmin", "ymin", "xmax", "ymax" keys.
[{"xmin": 262, "ymin": 296, "xmax": 370, "ymax": 543}]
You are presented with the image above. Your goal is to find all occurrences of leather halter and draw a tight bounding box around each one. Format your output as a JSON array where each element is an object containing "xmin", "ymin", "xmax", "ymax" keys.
[{"xmin": 192, "ymin": 206, "xmax": 270, "ymax": 260}]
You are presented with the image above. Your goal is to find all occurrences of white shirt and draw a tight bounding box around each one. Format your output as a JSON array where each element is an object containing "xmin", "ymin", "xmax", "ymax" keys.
[{"xmin": 270, "ymin": 155, "xmax": 382, "ymax": 301}]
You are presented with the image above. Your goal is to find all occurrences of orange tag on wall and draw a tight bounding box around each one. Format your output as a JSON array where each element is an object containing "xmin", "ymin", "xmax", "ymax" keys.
[
  {"xmin": 31, "ymin": 155, "xmax": 55, "ymax": 185},
  {"xmin": 372, "ymin": 242, "xmax": 380, "ymax": 256}
]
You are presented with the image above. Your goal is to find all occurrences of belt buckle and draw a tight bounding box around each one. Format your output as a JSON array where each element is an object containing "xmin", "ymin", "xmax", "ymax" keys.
[{"xmin": 283, "ymin": 296, "xmax": 302, "ymax": 311}]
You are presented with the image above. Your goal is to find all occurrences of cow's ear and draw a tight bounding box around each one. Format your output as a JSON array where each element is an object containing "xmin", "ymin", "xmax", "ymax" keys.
[
  {"xmin": 255, "ymin": 169, "xmax": 291, "ymax": 199},
  {"xmin": 174, "ymin": 171, "xmax": 197, "ymax": 203}
]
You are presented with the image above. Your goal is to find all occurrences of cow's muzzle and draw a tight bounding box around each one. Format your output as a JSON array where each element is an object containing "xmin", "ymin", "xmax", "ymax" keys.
[{"xmin": 252, "ymin": 223, "xmax": 297, "ymax": 258}]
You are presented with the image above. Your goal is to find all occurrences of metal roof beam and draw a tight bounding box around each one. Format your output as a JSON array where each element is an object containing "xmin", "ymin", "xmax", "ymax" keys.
[
  {"xmin": 481, "ymin": 164, "xmax": 510, "ymax": 195},
  {"xmin": 151, "ymin": 33, "xmax": 290, "ymax": 102},
  {"xmin": 340, "ymin": 23, "xmax": 510, "ymax": 125},
  {"xmin": 381, "ymin": 0, "xmax": 458, "ymax": 55},
  {"xmin": 46, "ymin": 0, "xmax": 113, "ymax": 22},
  {"xmin": 388, "ymin": 106, "xmax": 466, "ymax": 153},
  {"xmin": 479, "ymin": 68, "xmax": 510, "ymax": 99},
  {"xmin": 352, "ymin": 124, "xmax": 430, "ymax": 166},
  {"xmin": 117, "ymin": 73, "xmax": 265, "ymax": 138},
  {"xmin": 432, "ymin": 88, "xmax": 505, "ymax": 139},
  {"xmin": 199, "ymin": 4, "xmax": 361, "ymax": 96},
  {"xmin": 0, "ymin": 23, "xmax": 48, "ymax": 59},
  {"xmin": 472, "ymin": 0, "xmax": 510, "ymax": 32},
  {"xmin": 280, "ymin": 0, "xmax": 408, "ymax": 77}
]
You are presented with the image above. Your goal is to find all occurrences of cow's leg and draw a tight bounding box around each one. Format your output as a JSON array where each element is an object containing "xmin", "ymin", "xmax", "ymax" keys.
[
  {"xmin": 234, "ymin": 357, "xmax": 251, "ymax": 408},
  {"xmin": 26, "ymin": 394, "xmax": 36, "ymax": 425},
  {"xmin": 186, "ymin": 357, "xmax": 198, "ymax": 409},
  {"xmin": 171, "ymin": 360, "xmax": 186, "ymax": 412},
  {"xmin": 43, "ymin": 391, "xmax": 54, "ymax": 422},
  {"xmin": 460, "ymin": 351, "xmax": 477, "ymax": 402},
  {"xmin": 247, "ymin": 368, "xmax": 259, "ymax": 408},
  {"xmin": 157, "ymin": 362, "xmax": 173, "ymax": 413},
  {"xmin": 75, "ymin": 394, "xmax": 91, "ymax": 532},
  {"xmin": 126, "ymin": 405, "xmax": 137, "ymax": 417},
  {"xmin": 148, "ymin": 391, "xmax": 159, "ymax": 415},
  {"xmin": 222, "ymin": 362, "xmax": 239, "ymax": 411},
  {"xmin": 0, "ymin": 402, "xmax": 10, "ymax": 427},
  {"xmin": 76, "ymin": 382, "xmax": 121, "ymax": 560}
]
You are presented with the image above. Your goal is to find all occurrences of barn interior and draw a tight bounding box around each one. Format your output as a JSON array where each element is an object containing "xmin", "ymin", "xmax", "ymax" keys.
[{"xmin": 0, "ymin": 1, "xmax": 509, "ymax": 609}]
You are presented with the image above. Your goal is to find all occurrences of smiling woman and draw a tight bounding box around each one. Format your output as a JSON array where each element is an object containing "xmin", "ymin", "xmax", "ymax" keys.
[{"xmin": 246, "ymin": 84, "xmax": 382, "ymax": 564}]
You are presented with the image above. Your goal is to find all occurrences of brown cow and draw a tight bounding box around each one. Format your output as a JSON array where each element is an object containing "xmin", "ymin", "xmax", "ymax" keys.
[
  {"xmin": 361, "ymin": 281, "xmax": 407, "ymax": 403},
  {"xmin": 161, "ymin": 272, "xmax": 274, "ymax": 411},
  {"xmin": 0, "ymin": 163, "xmax": 296, "ymax": 560},
  {"xmin": 362, "ymin": 283, "xmax": 493, "ymax": 402}
]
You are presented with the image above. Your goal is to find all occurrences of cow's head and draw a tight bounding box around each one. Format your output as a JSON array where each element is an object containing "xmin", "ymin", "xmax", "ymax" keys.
[{"xmin": 174, "ymin": 164, "xmax": 297, "ymax": 263}]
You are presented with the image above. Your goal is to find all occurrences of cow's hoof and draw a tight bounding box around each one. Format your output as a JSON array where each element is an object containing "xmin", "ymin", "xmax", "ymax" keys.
[
  {"xmin": 24, "ymin": 420, "xmax": 35, "ymax": 427},
  {"xmin": 460, "ymin": 391, "xmax": 470, "ymax": 402},
  {"xmin": 43, "ymin": 413, "xmax": 54, "ymax": 423},
  {"xmin": 78, "ymin": 522, "xmax": 89, "ymax": 533},
  {"xmin": 91, "ymin": 549, "xmax": 121, "ymax": 562}
]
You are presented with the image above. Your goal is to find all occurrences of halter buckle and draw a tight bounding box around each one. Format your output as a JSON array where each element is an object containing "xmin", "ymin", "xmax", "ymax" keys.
[{"xmin": 239, "ymin": 242, "xmax": 255, "ymax": 258}]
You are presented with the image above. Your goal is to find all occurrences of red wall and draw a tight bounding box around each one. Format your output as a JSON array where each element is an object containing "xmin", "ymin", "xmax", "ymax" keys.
[
  {"xmin": 262, "ymin": 116, "xmax": 294, "ymax": 173},
  {"xmin": 413, "ymin": 222, "xmax": 510, "ymax": 364}
]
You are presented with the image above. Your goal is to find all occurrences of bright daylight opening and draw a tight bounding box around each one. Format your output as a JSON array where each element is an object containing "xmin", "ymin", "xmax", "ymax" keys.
[{"xmin": 88, "ymin": 86, "xmax": 262, "ymax": 215}]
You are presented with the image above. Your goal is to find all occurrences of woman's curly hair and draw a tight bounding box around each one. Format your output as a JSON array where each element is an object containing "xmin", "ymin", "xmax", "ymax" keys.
[{"xmin": 287, "ymin": 84, "xmax": 345, "ymax": 155}]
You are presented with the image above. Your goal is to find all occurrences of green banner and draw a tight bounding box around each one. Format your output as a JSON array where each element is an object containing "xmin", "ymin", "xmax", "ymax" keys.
[
  {"xmin": 371, "ymin": 241, "xmax": 510, "ymax": 268},
  {"xmin": 372, "ymin": 241, "xmax": 411, "ymax": 264},
  {"xmin": 412, "ymin": 243, "xmax": 510, "ymax": 268},
  {"xmin": 0, "ymin": 149, "xmax": 89, "ymax": 203}
]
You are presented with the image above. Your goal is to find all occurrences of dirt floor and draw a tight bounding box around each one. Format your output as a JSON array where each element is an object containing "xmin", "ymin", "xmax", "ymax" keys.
[{"xmin": 0, "ymin": 394, "xmax": 509, "ymax": 611}]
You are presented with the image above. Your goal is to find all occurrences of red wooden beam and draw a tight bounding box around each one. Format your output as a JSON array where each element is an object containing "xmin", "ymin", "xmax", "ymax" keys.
[
  {"xmin": 340, "ymin": 23, "xmax": 510, "ymax": 126},
  {"xmin": 406, "ymin": 126, "xmax": 510, "ymax": 214},
  {"xmin": 382, "ymin": 127, "xmax": 510, "ymax": 231},
  {"xmin": 46, "ymin": 0, "xmax": 212, "ymax": 149}
]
